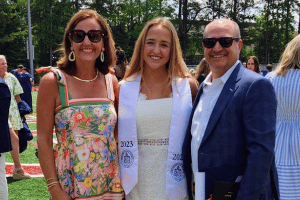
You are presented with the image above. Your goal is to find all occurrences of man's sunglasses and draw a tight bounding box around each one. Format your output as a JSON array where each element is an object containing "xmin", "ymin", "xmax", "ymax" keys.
[
  {"xmin": 69, "ymin": 30, "xmax": 105, "ymax": 43},
  {"xmin": 202, "ymin": 37, "xmax": 240, "ymax": 48}
]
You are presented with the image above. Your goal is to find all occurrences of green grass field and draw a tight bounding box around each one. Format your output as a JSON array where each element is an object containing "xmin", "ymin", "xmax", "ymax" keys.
[
  {"xmin": 5, "ymin": 136, "xmax": 39, "ymax": 164},
  {"xmin": 7, "ymin": 177, "xmax": 48, "ymax": 200},
  {"xmin": 5, "ymin": 91, "xmax": 50, "ymax": 200}
]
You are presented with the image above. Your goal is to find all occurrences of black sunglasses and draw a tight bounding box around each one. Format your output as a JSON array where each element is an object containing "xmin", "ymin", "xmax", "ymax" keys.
[
  {"xmin": 202, "ymin": 37, "xmax": 240, "ymax": 48},
  {"xmin": 69, "ymin": 30, "xmax": 105, "ymax": 43}
]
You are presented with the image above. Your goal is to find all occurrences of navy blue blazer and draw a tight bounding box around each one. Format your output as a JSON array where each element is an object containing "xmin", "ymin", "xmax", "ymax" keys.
[
  {"xmin": 0, "ymin": 77, "xmax": 12, "ymax": 153},
  {"xmin": 182, "ymin": 63, "xmax": 279, "ymax": 200}
]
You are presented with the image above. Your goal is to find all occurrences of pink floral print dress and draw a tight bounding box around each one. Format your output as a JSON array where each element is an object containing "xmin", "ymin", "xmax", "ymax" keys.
[{"xmin": 52, "ymin": 69, "xmax": 124, "ymax": 199}]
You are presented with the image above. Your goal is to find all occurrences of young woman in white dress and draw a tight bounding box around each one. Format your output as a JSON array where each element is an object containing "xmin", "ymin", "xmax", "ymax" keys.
[{"xmin": 116, "ymin": 18, "xmax": 198, "ymax": 200}]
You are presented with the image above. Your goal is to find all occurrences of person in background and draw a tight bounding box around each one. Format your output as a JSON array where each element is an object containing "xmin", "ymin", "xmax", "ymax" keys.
[
  {"xmin": 266, "ymin": 34, "xmax": 300, "ymax": 200},
  {"xmin": 265, "ymin": 63, "xmax": 273, "ymax": 76},
  {"xmin": 189, "ymin": 68, "xmax": 196, "ymax": 78},
  {"xmin": 0, "ymin": 75, "xmax": 11, "ymax": 200},
  {"xmin": 114, "ymin": 46, "xmax": 128, "ymax": 81},
  {"xmin": 37, "ymin": 9, "xmax": 124, "ymax": 200},
  {"xmin": 11, "ymin": 65, "xmax": 23, "ymax": 75},
  {"xmin": 0, "ymin": 55, "xmax": 30, "ymax": 180},
  {"xmin": 117, "ymin": 17, "xmax": 198, "ymax": 200},
  {"xmin": 182, "ymin": 19, "xmax": 279, "ymax": 200},
  {"xmin": 11, "ymin": 65, "xmax": 34, "ymax": 154},
  {"xmin": 246, "ymin": 55, "xmax": 261, "ymax": 74},
  {"xmin": 11, "ymin": 65, "xmax": 34, "ymax": 111},
  {"xmin": 195, "ymin": 58, "xmax": 210, "ymax": 84},
  {"xmin": 242, "ymin": 62, "xmax": 246, "ymax": 67}
]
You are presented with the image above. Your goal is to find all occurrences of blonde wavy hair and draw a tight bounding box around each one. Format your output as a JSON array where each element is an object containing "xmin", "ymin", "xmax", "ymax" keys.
[
  {"xmin": 275, "ymin": 34, "xmax": 300, "ymax": 77},
  {"xmin": 57, "ymin": 9, "xmax": 116, "ymax": 76},
  {"xmin": 124, "ymin": 17, "xmax": 189, "ymax": 86}
]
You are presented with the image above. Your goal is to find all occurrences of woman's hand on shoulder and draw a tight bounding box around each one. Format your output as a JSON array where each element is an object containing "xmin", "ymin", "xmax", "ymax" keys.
[{"xmin": 188, "ymin": 77, "xmax": 199, "ymax": 102}]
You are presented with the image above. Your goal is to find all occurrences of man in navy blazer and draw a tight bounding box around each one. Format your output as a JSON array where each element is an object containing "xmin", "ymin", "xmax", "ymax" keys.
[
  {"xmin": 0, "ymin": 76, "xmax": 12, "ymax": 199},
  {"xmin": 182, "ymin": 19, "xmax": 279, "ymax": 200}
]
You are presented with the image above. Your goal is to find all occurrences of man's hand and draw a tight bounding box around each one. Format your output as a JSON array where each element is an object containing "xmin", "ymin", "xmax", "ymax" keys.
[{"xmin": 206, "ymin": 194, "xmax": 213, "ymax": 200}]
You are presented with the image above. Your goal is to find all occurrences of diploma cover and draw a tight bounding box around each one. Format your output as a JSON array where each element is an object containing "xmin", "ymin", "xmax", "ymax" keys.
[{"xmin": 212, "ymin": 181, "xmax": 240, "ymax": 200}]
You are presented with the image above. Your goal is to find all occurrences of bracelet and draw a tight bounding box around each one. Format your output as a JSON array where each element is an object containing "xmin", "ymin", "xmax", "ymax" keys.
[
  {"xmin": 47, "ymin": 181, "xmax": 59, "ymax": 190},
  {"xmin": 47, "ymin": 181, "xmax": 59, "ymax": 187},
  {"xmin": 47, "ymin": 182, "xmax": 59, "ymax": 190},
  {"xmin": 47, "ymin": 183, "xmax": 58, "ymax": 190},
  {"xmin": 48, "ymin": 184, "xmax": 55, "ymax": 190},
  {"xmin": 46, "ymin": 177, "xmax": 58, "ymax": 183}
]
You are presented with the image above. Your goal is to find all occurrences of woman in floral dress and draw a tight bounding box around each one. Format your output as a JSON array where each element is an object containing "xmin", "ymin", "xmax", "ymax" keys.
[{"xmin": 37, "ymin": 10, "xmax": 124, "ymax": 200}]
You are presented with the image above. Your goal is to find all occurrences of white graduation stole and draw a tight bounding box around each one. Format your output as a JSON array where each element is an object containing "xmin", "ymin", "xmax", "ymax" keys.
[{"xmin": 118, "ymin": 74, "xmax": 192, "ymax": 200}]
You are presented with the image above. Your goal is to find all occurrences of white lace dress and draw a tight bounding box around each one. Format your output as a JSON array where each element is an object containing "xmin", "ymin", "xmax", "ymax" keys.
[{"xmin": 126, "ymin": 93, "xmax": 173, "ymax": 200}]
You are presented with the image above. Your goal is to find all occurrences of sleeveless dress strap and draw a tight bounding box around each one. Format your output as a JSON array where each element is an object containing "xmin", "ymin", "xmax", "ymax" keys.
[
  {"xmin": 105, "ymin": 73, "xmax": 114, "ymax": 102},
  {"xmin": 50, "ymin": 68, "xmax": 70, "ymax": 108},
  {"xmin": 58, "ymin": 83, "xmax": 69, "ymax": 108}
]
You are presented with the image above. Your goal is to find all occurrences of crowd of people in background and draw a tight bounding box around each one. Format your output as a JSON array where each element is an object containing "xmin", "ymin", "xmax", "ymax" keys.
[
  {"xmin": 0, "ymin": 56, "xmax": 32, "ymax": 181},
  {"xmin": 0, "ymin": 8, "xmax": 299, "ymax": 200},
  {"xmin": 0, "ymin": 55, "xmax": 33, "ymax": 199},
  {"xmin": 190, "ymin": 56, "xmax": 275, "ymax": 86}
]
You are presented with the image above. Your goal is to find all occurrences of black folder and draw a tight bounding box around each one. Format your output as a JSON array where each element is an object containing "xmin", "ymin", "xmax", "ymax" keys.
[{"xmin": 212, "ymin": 181, "xmax": 240, "ymax": 200}]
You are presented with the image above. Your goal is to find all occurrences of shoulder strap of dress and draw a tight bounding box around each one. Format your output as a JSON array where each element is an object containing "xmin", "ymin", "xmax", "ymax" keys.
[
  {"xmin": 105, "ymin": 73, "xmax": 114, "ymax": 102},
  {"xmin": 51, "ymin": 68, "xmax": 69, "ymax": 108}
]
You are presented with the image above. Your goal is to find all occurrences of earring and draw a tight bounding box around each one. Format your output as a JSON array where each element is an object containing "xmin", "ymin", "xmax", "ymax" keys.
[
  {"xmin": 100, "ymin": 51, "xmax": 104, "ymax": 62},
  {"xmin": 69, "ymin": 51, "xmax": 75, "ymax": 62}
]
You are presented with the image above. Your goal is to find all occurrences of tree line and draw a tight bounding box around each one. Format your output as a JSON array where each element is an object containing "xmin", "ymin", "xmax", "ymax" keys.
[{"xmin": 0, "ymin": 0, "xmax": 299, "ymax": 73}]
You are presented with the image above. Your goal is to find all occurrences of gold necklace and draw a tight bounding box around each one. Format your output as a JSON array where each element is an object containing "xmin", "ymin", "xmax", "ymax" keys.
[{"xmin": 72, "ymin": 70, "xmax": 99, "ymax": 82}]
